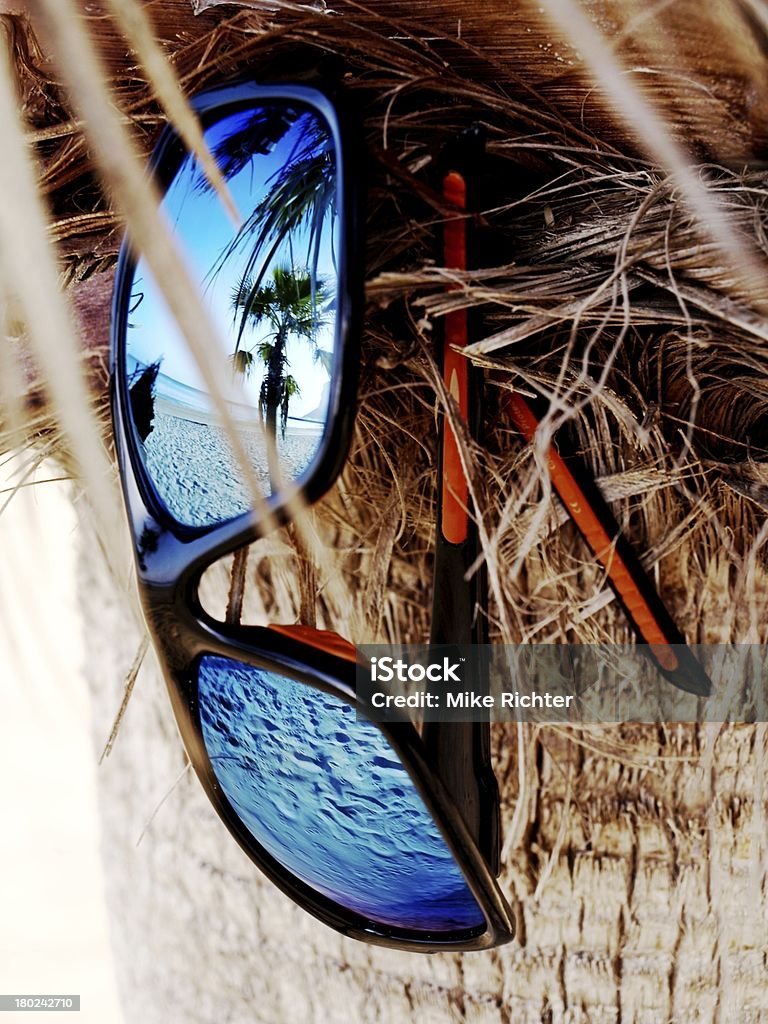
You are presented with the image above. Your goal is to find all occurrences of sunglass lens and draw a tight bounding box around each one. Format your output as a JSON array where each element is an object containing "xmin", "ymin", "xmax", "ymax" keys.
[
  {"xmin": 123, "ymin": 99, "xmax": 341, "ymax": 528},
  {"xmin": 197, "ymin": 655, "xmax": 485, "ymax": 934}
]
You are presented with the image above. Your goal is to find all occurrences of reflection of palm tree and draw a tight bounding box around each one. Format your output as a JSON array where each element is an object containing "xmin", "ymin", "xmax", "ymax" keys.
[
  {"xmin": 231, "ymin": 266, "xmax": 326, "ymax": 445},
  {"xmin": 207, "ymin": 107, "xmax": 336, "ymax": 297},
  {"xmin": 128, "ymin": 359, "xmax": 161, "ymax": 443},
  {"xmin": 208, "ymin": 107, "xmax": 302, "ymax": 179}
]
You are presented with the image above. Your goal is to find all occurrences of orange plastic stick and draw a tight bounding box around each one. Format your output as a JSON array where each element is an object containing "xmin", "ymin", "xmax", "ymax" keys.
[
  {"xmin": 268, "ymin": 623, "xmax": 357, "ymax": 663},
  {"xmin": 441, "ymin": 170, "xmax": 470, "ymax": 545},
  {"xmin": 506, "ymin": 390, "xmax": 679, "ymax": 671}
]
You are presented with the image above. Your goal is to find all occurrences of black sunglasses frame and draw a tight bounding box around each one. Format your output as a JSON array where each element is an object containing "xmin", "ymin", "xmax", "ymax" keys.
[
  {"xmin": 111, "ymin": 81, "xmax": 363, "ymax": 579},
  {"xmin": 111, "ymin": 81, "xmax": 517, "ymax": 952}
]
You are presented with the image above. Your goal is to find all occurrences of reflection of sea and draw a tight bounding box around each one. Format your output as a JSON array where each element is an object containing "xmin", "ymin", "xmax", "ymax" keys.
[
  {"xmin": 126, "ymin": 354, "xmax": 326, "ymax": 432},
  {"xmin": 143, "ymin": 412, "xmax": 322, "ymax": 528}
]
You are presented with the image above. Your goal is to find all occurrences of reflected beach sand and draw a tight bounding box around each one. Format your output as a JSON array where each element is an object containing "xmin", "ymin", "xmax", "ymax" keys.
[{"xmin": 143, "ymin": 396, "xmax": 323, "ymax": 526}]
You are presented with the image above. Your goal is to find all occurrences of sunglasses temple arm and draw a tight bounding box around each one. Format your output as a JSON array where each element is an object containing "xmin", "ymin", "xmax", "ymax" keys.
[
  {"xmin": 426, "ymin": 460, "xmax": 501, "ymax": 872},
  {"xmin": 422, "ymin": 167, "xmax": 501, "ymax": 874},
  {"xmin": 506, "ymin": 390, "xmax": 712, "ymax": 697}
]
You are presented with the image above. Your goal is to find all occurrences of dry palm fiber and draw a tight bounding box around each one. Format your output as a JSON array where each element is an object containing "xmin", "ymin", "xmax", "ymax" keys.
[
  {"xmin": 6, "ymin": 0, "xmax": 763, "ymax": 643},
  {"xmin": 2, "ymin": 1, "xmax": 768, "ymax": 1016}
]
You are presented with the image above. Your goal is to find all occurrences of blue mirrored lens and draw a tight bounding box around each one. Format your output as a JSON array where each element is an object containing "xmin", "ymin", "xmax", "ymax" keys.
[
  {"xmin": 197, "ymin": 655, "xmax": 485, "ymax": 933},
  {"xmin": 125, "ymin": 103, "xmax": 339, "ymax": 528}
]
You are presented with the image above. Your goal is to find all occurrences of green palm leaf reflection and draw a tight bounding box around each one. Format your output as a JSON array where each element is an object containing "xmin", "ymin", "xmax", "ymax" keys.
[{"xmin": 231, "ymin": 266, "xmax": 328, "ymax": 442}]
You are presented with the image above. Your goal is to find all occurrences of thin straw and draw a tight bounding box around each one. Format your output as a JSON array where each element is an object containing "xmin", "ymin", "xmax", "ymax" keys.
[
  {"xmin": 102, "ymin": 0, "xmax": 242, "ymax": 228},
  {"xmin": 30, "ymin": 0, "xmax": 362, "ymax": 637},
  {"xmin": 0, "ymin": 35, "xmax": 122, "ymax": 556},
  {"xmin": 30, "ymin": 0, "xmax": 278, "ymax": 535},
  {"xmin": 532, "ymin": 0, "xmax": 768, "ymax": 313}
]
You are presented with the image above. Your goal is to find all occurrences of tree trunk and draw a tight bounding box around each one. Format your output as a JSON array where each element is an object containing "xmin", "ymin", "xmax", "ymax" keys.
[{"xmin": 264, "ymin": 330, "xmax": 286, "ymax": 485}]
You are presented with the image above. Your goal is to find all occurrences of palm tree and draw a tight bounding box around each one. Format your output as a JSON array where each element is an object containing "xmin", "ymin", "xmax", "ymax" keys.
[
  {"xmin": 231, "ymin": 265, "xmax": 326, "ymax": 458},
  {"xmin": 202, "ymin": 107, "xmax": 336, "ymax": 297}
]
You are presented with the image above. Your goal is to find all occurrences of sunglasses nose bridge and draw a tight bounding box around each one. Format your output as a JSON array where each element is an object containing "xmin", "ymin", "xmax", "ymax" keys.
[{"xmin": 131, "ymin": 526, "xmax": 229, "ymax": 664}]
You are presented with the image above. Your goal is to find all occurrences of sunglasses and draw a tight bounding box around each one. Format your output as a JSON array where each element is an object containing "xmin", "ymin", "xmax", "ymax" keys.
[{"xmin": 110, "ymin": 80, "xmax": 517, "ymax": 952}]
